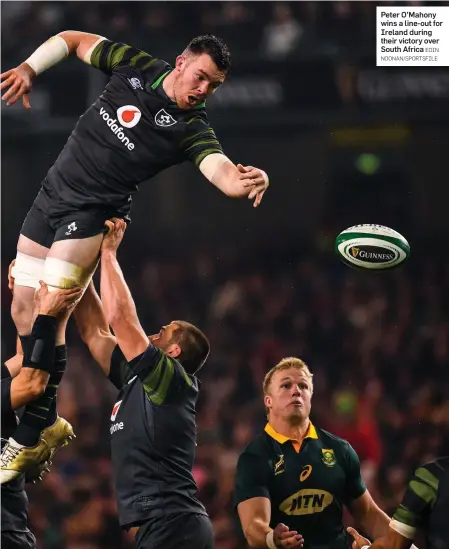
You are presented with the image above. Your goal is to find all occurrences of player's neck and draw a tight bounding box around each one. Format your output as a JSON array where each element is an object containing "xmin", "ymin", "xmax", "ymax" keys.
[
  {"xmin": 162, "ymin": 72, "xmax": 176, "ymax": 102},
  {"xmin": 269, "ymin": 417, "xmax": 311, "ymax": 442}
]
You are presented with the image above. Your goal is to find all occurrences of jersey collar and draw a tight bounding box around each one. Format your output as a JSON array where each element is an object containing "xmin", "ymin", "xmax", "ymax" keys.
[{"xmin": 265, "ymin": 421, "xmax": 318, "ymax": 453}]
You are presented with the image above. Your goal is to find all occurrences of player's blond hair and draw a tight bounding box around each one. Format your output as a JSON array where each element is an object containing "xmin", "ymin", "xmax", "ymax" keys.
[{"xmin": 263, "ymin": 357, "xmax": 314, "ymax": 402}]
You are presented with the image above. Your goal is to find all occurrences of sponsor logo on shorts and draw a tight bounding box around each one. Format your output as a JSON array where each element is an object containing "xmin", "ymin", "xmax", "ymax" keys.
[
  {"xmin": 155, "ymin": 108, "xmax": 177, "ymax": 127},
  {"xmin": 99, "ymin": 107, "xmax": 136, "ymax": 150},
  {"xmin": 349, "ymin": 245, "xmax": 395, "ymax": 263},
  {"xmin": 65, "ymin": 221, "xmax": 77, "ymax": 236}
]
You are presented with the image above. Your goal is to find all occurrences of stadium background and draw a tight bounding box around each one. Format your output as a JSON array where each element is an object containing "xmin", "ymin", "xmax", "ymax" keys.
[{"xmin": 1, "ymin": 1, "xmax": 449, "ymax": 548}]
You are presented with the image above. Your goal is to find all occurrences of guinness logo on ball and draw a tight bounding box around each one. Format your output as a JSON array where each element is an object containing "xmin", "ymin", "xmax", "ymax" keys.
[{"xmin": 348, "ymin": 245, "xmax": 395, "ymax": 263}]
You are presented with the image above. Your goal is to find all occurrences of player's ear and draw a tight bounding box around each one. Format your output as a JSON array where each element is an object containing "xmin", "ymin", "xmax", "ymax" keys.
[
  {"xmin": 264, "ymin": 394, "xmax": 272, "ymax": 410},
  {"xmin": 175, "ymin": 55, "xmax": 186, "ymax": 73},
  {"xmin": 167, "ymin": 343, "xmax": 181, "ymax": 359}
]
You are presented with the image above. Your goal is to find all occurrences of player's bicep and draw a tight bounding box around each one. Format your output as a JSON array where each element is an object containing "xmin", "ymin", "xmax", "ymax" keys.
[
  {"xmin": 89, "ymin": 39, "xmax": 153, "ymax": 74},
  {"xmin": 344, "ymin": 442, "xmax": 367, "ymax": 505},
  {"xmin": 393, "ymin": 466, "xmax": 437, "ymax": 530},
  {"xmin": 237, "ymin": 497, "xmax": 271, "ymax": 537},
  {"xmin": 181, "ymin": 123, "xmax": 224, "ymax": 167}
]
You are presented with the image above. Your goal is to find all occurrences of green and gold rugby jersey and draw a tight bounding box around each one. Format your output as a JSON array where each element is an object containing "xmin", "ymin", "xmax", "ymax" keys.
[
  {"xmin": 235, "ymin": 423, "xmax": 366, "ymax": 549},
  {"xmin": 108, "ymin": 344, "xmax": 207, "ymax": 529},
  {"xmin": 45, "ymin": 39, "xmax": 223, "ymax": 217},
  {"xmin": 393, "ymin": 456, "xmax": 449, "ymax": 549}
]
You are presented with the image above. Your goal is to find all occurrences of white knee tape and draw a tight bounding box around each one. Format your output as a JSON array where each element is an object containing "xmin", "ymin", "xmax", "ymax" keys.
[
  {"xmin": 44, "ymin": 257, "xmax": 95, "ymax": 291},
  {"xmin": 12, "ymin": 252, "xmax": 46, "ymax": 289}
]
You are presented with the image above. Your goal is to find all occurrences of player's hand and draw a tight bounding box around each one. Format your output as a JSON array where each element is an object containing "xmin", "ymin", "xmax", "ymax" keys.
[
  {"xmin": 1, "ymin": 63, "xmax": 35, "ymax": 109},
  {"xmin": 102, "ymin": 218, "xmax": 127, "ymax": 254},
  {"xmin": 237, "ymin": 163, "xmax": 269, "ymax": 208},
  {"xmin": 37, "ymin": 281, "xmax": 83, "ymax": 317},
  {"xmin": 347, "ymin": 527, "xmax": 371, "ymax": 549},
  {"xmin": 8, "ymin": 259, "xmax": 16, "ymax": 293},
  {"xmin": 273, "ymin": 523, "xmax": 304, "ymax": 548}
]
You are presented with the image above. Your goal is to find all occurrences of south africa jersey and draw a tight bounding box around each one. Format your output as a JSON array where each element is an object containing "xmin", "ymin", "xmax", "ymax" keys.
[
  {"xmin": 235, "ymin": 423, "xmax": 366, "ymax": 549},
  {"xmin": 45, "ymin": 39, "xmax": 223, "ymax": 216}
]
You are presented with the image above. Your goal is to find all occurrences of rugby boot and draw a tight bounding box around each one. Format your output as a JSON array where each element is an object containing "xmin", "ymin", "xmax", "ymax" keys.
[{"xmin": 0, "ymin": 437, "xmax": 51, "ymax": 484}]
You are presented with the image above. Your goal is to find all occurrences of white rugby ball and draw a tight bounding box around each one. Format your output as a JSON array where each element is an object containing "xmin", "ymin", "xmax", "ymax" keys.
[{"xmin": 335, "ymin": 224, "xmax": 410, "ymax": 270}]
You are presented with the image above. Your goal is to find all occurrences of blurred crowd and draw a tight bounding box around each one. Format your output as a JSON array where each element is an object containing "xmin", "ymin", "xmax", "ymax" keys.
[
  {"xmin": 2, "ymin": 0, "xmax": 445, "ymax": 66},
  {"xmin": 1, "ymin": 235, "xmax": 448, "ymax": 549}
]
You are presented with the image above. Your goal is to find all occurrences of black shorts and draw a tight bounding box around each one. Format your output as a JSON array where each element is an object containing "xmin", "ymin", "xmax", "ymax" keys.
[
  {"xmin": 1, "ymin": 529, "xmax": 36, "ymax": 549},
  {"xmin": 20, "ymin": 181, "xmax": 128, "ymax": 248},
  {"xmin": 135, "ymin": 513, "xmax": 213, "ymax": 549}
]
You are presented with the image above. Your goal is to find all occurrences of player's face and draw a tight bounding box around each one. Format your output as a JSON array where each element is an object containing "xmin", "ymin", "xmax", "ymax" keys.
[
  {"xmin": 149, "ymin": 322, "xmax": 179, "ymax": 353},
  {"xmin": 174, "ymin": 53, "xmax": 226, "ymax": 109},
  {"xmin": 265, "ymin": 368, "xmax": 312, "ymax": 423}
]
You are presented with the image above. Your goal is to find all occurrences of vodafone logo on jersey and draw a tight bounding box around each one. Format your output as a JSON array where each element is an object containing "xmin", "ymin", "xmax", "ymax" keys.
[
  {"xmin": 111, "ymin": 400, "xmax": 123, "ymax": 421},
  {"xmin": 117, "ymin": 105, "xmax": 141, "ymax": 128}
]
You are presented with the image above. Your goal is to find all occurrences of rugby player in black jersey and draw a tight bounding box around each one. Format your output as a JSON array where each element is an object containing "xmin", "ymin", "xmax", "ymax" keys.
[
  {"xmin": 1, "ymin": 283, "xmax": 81, "ymax": 548},
  {"xmin": 1, "ymin": 30, "xmax": 269, "ymax": 478},
  {"xmin": 71, "ymin": 218, "xmax": 212, "ymax": 549},
  {"xmin": 348, "ymin": 456, "xmax": 449, "ymax": 549}
]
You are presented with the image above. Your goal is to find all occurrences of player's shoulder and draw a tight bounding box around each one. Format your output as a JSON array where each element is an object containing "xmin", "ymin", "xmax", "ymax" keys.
[
  {"xmin": 239, "ymin": 432, "xmax": 272, "ymax": 459},
  {"xmin": 415, "ymin": 455, "xmax": 449, "ymax": 482},
  {"xmin": 315, "ymin": 426, "xmax": 352, "ymax": 450}
]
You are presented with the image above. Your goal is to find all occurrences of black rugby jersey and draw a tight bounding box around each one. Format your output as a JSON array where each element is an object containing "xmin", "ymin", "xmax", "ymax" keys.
[
  {"xmin": 235, "ymin": 423, "xmax": 366, "ymax": 549},
  {"xmin": 45, "ymin": 40, "xmax": 224, "ymax": 215},
  {"xmin": 108, "ymin": 344, "xmax": 207, "ymax": 528},
  {"xmin": 1, "ymin": 368, "xmax": 29, "ymax": 533},
  {"xmin": 393, "ymin": 456, "xmax": 449, "ymax": 549}
]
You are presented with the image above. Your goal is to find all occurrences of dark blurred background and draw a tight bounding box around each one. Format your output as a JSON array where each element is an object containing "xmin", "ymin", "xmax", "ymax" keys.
[{"xmin": 1, "ymin": 1, "xmax": 449, "ymax": 548}]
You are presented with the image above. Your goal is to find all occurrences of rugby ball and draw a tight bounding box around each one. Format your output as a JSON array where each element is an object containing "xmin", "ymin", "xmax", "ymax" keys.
[{"xmin": 335, "ymin": 224, "xmax": 410, "ymax": 270}]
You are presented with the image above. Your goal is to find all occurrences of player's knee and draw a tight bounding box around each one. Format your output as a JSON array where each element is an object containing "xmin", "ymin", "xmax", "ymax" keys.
[
  {"xmin": 44, "ymin": 257, "xmax": 95, "ymax": 291},
  {"xmin": 11, "ymin": 288, "xmax": 35, "ymax": 335}
]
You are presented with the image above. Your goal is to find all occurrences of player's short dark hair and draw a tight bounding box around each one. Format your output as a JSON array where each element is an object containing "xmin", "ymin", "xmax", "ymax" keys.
[
  {"xmin": 171, "ymin": 321, "xmax": 210, "ymax": 374},
  {"xmin": 185, "ymin": 34, "xmax": 231, "ymax": 72}
]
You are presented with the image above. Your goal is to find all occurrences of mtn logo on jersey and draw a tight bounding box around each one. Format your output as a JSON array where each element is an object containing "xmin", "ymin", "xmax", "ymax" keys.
[
  {"xmin": 155, "ymin": 109, "xmax": 177, "ymax": 128},
  {"xmin": 111, "ymin": 400, "xmax": 123, "ymax": 421},
  {"xmin": 117, "ymin": 105, "xmax": 142, "ymax": 128},
  {"xmin": 99, "ymin": 107, "xmax": 136, "ymax": 151}
]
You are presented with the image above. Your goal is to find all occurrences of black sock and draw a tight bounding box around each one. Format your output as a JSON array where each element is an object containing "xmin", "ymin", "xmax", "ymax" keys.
[
  {"xmin": 45, "ymin": 345, "xmax": 67, "ymax": 427},
  {"xmin": 14, "ymin": 345, "xmax": 67, "ymax": 446}
]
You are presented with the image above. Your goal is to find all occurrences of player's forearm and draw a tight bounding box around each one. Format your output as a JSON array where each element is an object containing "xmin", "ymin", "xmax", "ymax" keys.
[
  {"xmin": 242, "ymin": 518, "xmax": 272, "ymax": 548},
  {"xmin": 75, "ymin": 282, "xmax": 111, "ymax": 342},
  {"xmin": 100, "ymin": 250, "xmax": 138, "ymax": 329},
  {"xmin": 23, "ymin": 31, "xmax": 103, "ymax": 76},
  {"xmin": 10, "ymin": 369, "xmax": 48, "ymax": 409},
  {"xmin": 361, "ymin": 507, "xmax": 391, "ymax": 541}
]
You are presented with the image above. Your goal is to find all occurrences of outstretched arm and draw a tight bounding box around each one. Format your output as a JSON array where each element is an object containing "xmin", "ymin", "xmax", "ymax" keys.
[
  {"xmin": 74, "ymin": 281, "xmax": 117, "ymax": 377},
  {"xmin": 100, "ymin": 219, "xmax": 149, "ymax": 363},
  {"xmin": 1, "ymin": 31, "xmax": 104, "ymax": 108}
]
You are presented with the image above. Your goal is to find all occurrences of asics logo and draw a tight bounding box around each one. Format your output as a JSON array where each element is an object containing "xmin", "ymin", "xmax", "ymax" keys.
[{"xmin": 99, "ymin": 107, "xmax": 135, "ymax": 151}]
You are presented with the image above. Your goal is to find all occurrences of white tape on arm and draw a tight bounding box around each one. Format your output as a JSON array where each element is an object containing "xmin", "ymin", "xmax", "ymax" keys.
[
  {"xmin": 389, "ymin": 519, "xmax": 417, "ymax": 541},
  {"xmin": 83, "ymin": 36, "xmax": 106, "ymax": 64},
  {"xmin": 266, "ymin": 530, "xmax": 277, "ymax": 549},
  {"xmin": 199, "ymin": 153, "xmax": 231, "ymax": 183},
  {"xmin": 25, "ymin": 36, "xmax": 69, "ymax": 75}
]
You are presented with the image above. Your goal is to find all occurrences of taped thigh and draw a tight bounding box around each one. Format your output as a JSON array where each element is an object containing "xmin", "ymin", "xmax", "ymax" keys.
[
  {"xmin": 12, "ymin": 252, "xmax": 46, "ymax": 290},
  {"xmin": 44, "ymin": 257, "xmax": 97, "ymax": 291}
]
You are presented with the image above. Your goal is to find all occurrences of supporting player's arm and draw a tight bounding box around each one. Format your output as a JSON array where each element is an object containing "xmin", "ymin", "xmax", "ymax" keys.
[
  {"xmin": 100, "ymin": 219, "xmax": 149, "ymax": 363},
  {"xmin": 349, "ymin": 490, "xmax": 391, "ymax": 540},
  {"xmin": 235, "ymin": 451, "xmax": 303, "ymax": 549},
  {"xmin": 74, "ymin": 281, "xmax": 117, "ymax": 376}
]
